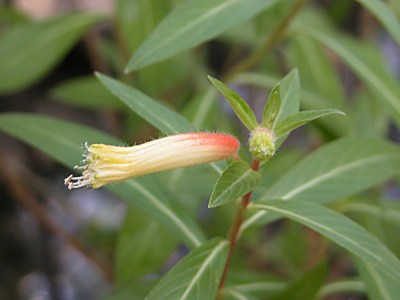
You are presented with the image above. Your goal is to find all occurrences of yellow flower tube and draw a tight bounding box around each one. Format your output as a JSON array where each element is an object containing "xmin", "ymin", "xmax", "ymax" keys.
[{"xmin": 65, "ymin": 132, "xmax": 240, "ymax": 189}]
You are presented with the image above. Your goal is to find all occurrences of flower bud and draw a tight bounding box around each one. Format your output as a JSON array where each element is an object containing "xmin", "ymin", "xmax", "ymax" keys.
[
  {"xmin": 65, "ymin": 132, "xmax": 239, "ymax": 189},
  {"xmin": 248, "ymin": 127, "xmax": 276, "ymax": 162}
]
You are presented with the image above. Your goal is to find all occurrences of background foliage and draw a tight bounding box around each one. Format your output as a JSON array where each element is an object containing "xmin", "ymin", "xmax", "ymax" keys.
[{"xmin": 0, "ymin": 0, "xmax": 399, "ymax": 299}]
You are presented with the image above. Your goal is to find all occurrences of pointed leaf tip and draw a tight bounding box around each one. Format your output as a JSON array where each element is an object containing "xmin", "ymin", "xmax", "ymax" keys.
[
  {"xmin": 275, "ymin": 109, "xmax": 345, "ymax": 138},
  {"xmin": 262, "ymin": 83, "xmax": 281, "ymax": 128},
  {"xmin": 208, "ymin": 76, "xmax": 257, "ymax": 131}
]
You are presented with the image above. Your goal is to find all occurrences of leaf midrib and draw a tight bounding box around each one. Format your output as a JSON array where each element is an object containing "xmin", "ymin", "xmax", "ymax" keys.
[
  {"xmin": 277, "ymin": 154, "xmax": 391, "ymax": 200},
  {"xmin": 213, "ymin": 168, "xmax": 256, "ymax": 204},
  {"xmin": 179, "ymin": 240, "xmax": 227, "ymax": 299},
  {"xmin": 127, "ymin": 180, "xmax": 202, "ymax": 247},
  {"xmin": 131, "ymin": 0, "xmax": 241, "ymax": 66},
  {"xmin": 253, "ymin": 203, "xmax": 399, "ymax": 278}
]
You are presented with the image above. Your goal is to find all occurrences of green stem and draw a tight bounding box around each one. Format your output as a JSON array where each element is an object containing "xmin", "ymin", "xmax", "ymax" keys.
[
  {"xmin": 223, "ymin": 0, "xmax": 309, "ymax": 81},
  {"xmin": 217, "ymin": 160, "xmax": 259, "ymax": 298}
]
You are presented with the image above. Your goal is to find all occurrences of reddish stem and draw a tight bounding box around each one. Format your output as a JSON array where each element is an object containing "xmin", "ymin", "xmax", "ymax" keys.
[{"xmin": 217, "ymin": 160, "xmax": 259, "ymax": 297}]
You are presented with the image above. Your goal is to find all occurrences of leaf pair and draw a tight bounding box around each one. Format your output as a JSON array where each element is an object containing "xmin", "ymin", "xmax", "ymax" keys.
[
  {"xmin": 208, "ymin": 71, "xmax": 344, "ymax": 208},
  {"xmin": 208, "ymin": 73, "xmax": 344, "ymax": 140}
]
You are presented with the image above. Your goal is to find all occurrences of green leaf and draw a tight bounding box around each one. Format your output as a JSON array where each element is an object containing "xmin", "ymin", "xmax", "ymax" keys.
[
  {"xmin": 273, "ymin": 69, "xmax": 300, "ymax": 129},
  {"xmin": 221, "ymin": 288, "xmax": 258, "ymax": 300},
  {"xmin": 261, "ymin": 83, "xmax": 281, "ymax": 128},
  {"xmin": 239, "ymin": 211, "xmax": 281, "ymax": 237},
  {"xmin": 125, "ymin": 0, "xmax": 279, "ymax": 71},
  {"xmin": 208, "ymin": 76, "xmax": 257, "ymax": 130},
  {"xmin": 145, "ymin": 238, "xmax": 229, "ymax": 300},
  {"xmin": 344, "ymin": 202, "xmax": 400, "ymax": 226},
  {"xmin": 109, "ymin": 176, "xmax": 206, "ymax": 248},
  {"xmin": 227, "ymin": 269, "xmax": 286, "ymax": 298},
  {"xmin": 209, "ymin": 161, "xmax": 263, "ymax": 208},
  {"xmin": 116, "ymin": 1, "xmax": 191, "ymax": 96},
  {"xmin": 116, "ymin": 208, "xmax": 178, "ymax": 285},
  {"xmin": 302, "ymin": 26, "xmax": 400, "ymax": 127},
  {"xmin": 288, "ymin": 35, "xmax": 345, "ymax": 110},
  {"xmin": 317, "ymin": 279, "xmax": 365, "ymax": 298},
  {"xmin": 0, "ymin": 113, "xmax": 205, "ymax": 248},
  {"xmin": 116, "ymin": 0, "xmax": 172, "ymax": 51},
  {"xmin": 356, "ymin": 0, "xmax": 400, "ymax": 48},
  {"xmin": 0, "ymin": 14, "xmax": 102, "ymax": 94},
  {"xmin": 51, "ymin": 76, "xmax": 123, "ymax": 109},
  {"xmin": 251, "ymin": 200, "xmax": 400, "ymax": 282},
  {"xmin": 96, "ymin": 72, "xmax": 196, "ymax": 134},
  {"xmin": 356, "ymin": 258, "xmax": 400, "ymax": 300},
  {"xmin": 261, "ymin": 136, "xmax": 400, "ymax": 203},
  {"xmin": 270, "ymin": 262, "xmax": 327, "ymax": 300},
  {"xmin": 274, "ymin": 109, "xmax": 345, "ymax": 138},
  {"xmin": 233, "ymin": 72, "xmax": 350, "ymax": 136}
]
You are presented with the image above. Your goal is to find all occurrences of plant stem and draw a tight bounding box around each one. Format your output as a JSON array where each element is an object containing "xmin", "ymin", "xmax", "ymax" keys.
[
  {"xmin": 217, "ymin": 160, "xmax": 259, "ymax": 298},
  {"xmin": 223, "ymin": 0, "xmax": 309, "ymax": 81}
]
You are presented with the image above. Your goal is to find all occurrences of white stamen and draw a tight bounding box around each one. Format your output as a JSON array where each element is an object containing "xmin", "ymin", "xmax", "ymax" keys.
[
  {"xmin": 64, "ymin": 173, "xmax": 93, "ymax": 189},
  {"xmin": 74, "ymin": 165, "xmax": 87, "ymax": 170}
]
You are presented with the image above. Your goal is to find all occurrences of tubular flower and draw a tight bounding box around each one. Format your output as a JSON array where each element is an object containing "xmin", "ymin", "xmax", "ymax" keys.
[{"xmin": 65, "ymin": 132, "xmax": 240, "ymax": 189}]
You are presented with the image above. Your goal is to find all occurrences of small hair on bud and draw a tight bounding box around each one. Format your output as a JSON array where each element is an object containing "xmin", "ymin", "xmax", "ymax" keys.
[{"xmin": 249, "ymin": 126, "xmax": 276, "ymax": 162}]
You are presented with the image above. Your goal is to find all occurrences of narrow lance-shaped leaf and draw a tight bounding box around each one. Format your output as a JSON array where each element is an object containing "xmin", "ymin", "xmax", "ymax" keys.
[
  {"xmin": 221, "ymin": 288, "xmax": 258, "ymax": 300},
  {"xmin": 96, "ymin": 72, "xmax": 196, "ymax": 134},
  {"xmin": 251, "ymin": 200, "xmax": 400, "ymax": 282},
  {"xmin": 0, "ymin": 14, "xmax": 103, "ymax": 94},
  {"xmin": 344, "ymin": 202, "xmax": 400, "ymax": 226},
  {"xmin": 261, "ymin": 136, "xmax": 400, "ymax": 204},
  {"xmin": 301, "ymin": 26, "xmax": 400, "ymax": 127},
  {"xmin": 209, "ymin": 161, "xmax": 263, "ymax": 208},
  {"xmin": 274, "ymin": 109, "xmax": 345, "ymax": 138},
  {"xmin": 273, "ymin": 69, "xmax": 300, "ymax": 129},
  {"xmin": 356, "ymin": 258, "xmax": 400, "ymax": 300},
  {"xmin": 126, "ymin": 0, "xmax": 279, "ymax": 71},
  {"xmin": 108, "ymin": 177, "xmax": 205, "ymax": 248},
  {"xmin": 317, "ymin": 280, "xmax": 365, "ymax": 299},
  {"xmin": 270, "ymin": 69, "xmax": 301, "ymax": 147},
  {"xmin": 356, "ymin": 0, "xmax": 400, "ymax": 48},
  {"xmin": 145, "ymin": 238, "xmax": 229, "ymax": 300},
  {"xmin": 233, "ymin": 72, "xmax": 350, "ymax": 136},
  {"xmin": 208, "ymin": 76, "xmax": 257, "ymax": 130},
  {"xmin": 0, "ymin": 113, "xmax": 205, "ymax": 248},
  {"xmin": 261, "ymin": 83, "xmax": 281, "ymax": 128},
  {"xmin": 288, "ymin": 35, "xmax": 345, "ymax": 109}
]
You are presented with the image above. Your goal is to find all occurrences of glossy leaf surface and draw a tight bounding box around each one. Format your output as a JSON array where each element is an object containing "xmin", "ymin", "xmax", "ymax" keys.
[
  {"xmin": 261, "ymin": 137, "xmax": 400, "ymax": 203},
  {"xmin": 356, "ymin": 258, "xmax": 400, "ymax": 300},
  {"xmin": 208, "ymin": 76, "xmax": 258, "ymax": 130},
  {"xmin": 303, "ymin": 26, "xmax": 400, "ymax": 127},
  {"xmin": 261, "ymin": 84, "xmax": 281, "ymax": 128},
  {"xmin": 96, "ymin": 72, "xmax": 196, "ymax": 134},
  {"xmin": 252, "ymin": 200, "xmax": 400, "ymax": 282},
  {"xmin": 145, "ymin": 238, "xmax": 228, "ymax": 300},
  {"xmin": 209, "ymin": 161, "xmax": 262, "ymax": 208},
  {"xmin": 274, "ymin": 109, "xmax": 344, "ymax": 138},
  {"xmin": 126, "ymin": 0, "xmax": 279, "ymax": 71}
]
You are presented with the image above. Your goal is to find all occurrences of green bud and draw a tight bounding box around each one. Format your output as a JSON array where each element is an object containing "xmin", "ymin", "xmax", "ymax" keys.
[{"xmin": 249, "ymin": 127, "xmax": 276, "ymax": 162}]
